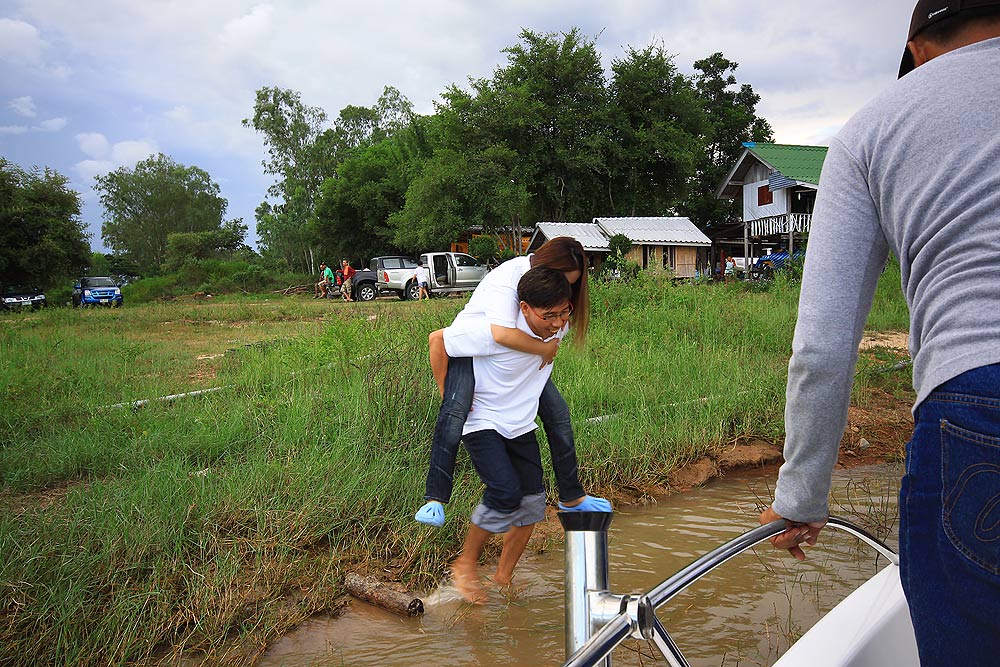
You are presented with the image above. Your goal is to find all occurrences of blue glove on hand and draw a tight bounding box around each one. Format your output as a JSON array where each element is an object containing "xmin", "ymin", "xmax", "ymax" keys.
[
  {"xmin": 558, "ymin": 495, "xmax": 612, "ymax": 513},
  {"xmin": 415, "ymin": 500, "xmax": 445, "ymax": 527}
]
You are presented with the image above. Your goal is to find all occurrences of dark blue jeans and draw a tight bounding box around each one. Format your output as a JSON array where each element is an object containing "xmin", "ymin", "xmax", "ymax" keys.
[
  {"xmin": 423, "ymin": 356, "xmax": 585, "ymax": 504},
  {"xmin": 899, "ymin": 363, "xmax": 1000, "ymax": 666}
]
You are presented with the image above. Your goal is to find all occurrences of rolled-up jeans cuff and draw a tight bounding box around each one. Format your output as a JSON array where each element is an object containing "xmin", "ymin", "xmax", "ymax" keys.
[{"xmin": 472, "ymin": 493, "xmax": 546, "ymax": 533}]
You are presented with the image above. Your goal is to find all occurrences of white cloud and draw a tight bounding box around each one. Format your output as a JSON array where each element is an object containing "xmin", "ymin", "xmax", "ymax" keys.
[
  {"xmin": 72, "ymin": 137, "xmax": 157, "ymax": 183},
  {"xmin": 73, "ymin": 158, "xmax": 115, "ymax": 182},
  {"xmin": 219, "ymin": 4, "xmax": 274, "ymax": 51},
  {"xmin": 164, "ymin": 105, "xmax": 193, "ymax": 123},
  {"xmin": 110, "ymin": 139, "xmax": 157, "ymax": 165},
  {"xmin": 76, "ymin": 132, "xmax": 110, "ymax": 159},
  {"xmin": 0, "ymin": 125, "xmax": 29, "ymax": 135},
  {"xmin": 35, "ymin": 117, "xmax": 68, "ymax": 131},
  {"xmin": 9, "ymin": 96, "xmax": 37, "ymax": 118},
  {"xmin": 0, "ymin": 18, "xmax": 46, "ymax": 68}
]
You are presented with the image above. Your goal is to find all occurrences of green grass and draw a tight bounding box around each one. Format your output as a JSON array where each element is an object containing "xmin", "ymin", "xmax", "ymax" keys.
[{"xmin": 0, "ymin": 266, "xmax": 910, "ymax": 666}]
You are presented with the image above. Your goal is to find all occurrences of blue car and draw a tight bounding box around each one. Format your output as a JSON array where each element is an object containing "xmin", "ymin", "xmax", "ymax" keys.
[
  {"xmin": 73, "ymin": 276, "xmax": 123, "ymax": 308},
  {"xmin": 751, "ymin": 249, "xmax": 805, "ymax": 277}
]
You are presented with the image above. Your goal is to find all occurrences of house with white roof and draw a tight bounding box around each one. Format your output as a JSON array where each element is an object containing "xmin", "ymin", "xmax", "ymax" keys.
[{"xmin": 527, "ymin": 216, "xmax": 711, "ymax": 278}]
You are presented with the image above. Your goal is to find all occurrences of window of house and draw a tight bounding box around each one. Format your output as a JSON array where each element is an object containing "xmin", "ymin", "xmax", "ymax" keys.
[
  {"xmin": 664, "ymin": 246, "xmax": 676, "ymax": 270},
  {"xmin": 758, "ymin": 184, "xmax": 773, "ymax": 206}
]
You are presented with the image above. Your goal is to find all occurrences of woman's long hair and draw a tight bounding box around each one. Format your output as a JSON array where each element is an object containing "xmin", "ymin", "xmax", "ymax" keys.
[{"xmin": 531, "ymin": 237, "xmax": 589, "ymax": 346}]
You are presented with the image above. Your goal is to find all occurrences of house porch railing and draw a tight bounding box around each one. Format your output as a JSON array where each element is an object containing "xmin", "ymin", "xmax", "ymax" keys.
[{"xmin": 748, "ymin": 213, "xmax": 812, "ymax": 237}]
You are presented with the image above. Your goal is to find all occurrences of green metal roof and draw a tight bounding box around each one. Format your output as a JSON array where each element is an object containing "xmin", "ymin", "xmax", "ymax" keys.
[{"xmin": 745, "ymin": 142, "xmax": 828, "ymax": 185}]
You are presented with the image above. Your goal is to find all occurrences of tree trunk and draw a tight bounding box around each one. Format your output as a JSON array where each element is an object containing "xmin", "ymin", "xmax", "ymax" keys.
[{"xmin": 344, "ymin": 572, "xmax": 424, "ymax": 617}]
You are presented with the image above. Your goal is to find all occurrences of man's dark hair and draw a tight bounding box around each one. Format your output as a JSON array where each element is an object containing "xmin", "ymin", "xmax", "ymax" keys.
[
  {"xmin": 920, "ymin": 6, "xmax": 1000, "ymax": 44},
  {"xmin": 517, "ymin": 267, "xmax": 571, "ymax": 308}
]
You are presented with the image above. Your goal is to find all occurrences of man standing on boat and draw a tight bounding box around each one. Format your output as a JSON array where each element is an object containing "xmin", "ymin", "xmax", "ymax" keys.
[{"xmin": 759, "ymin": 1, "xmax": 1000, "ymax": 664}]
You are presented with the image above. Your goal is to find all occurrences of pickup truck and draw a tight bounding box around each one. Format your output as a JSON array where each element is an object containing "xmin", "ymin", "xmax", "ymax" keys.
[
  {"xmin": 72, "ymin": 276, "xmax": 123, "ymax": 307},
  {"xmin": 376, "ymin": 252, "xmax": 488, "ymax": 300}
]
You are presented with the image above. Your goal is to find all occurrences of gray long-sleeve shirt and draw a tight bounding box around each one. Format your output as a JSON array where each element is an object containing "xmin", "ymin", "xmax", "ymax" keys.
[{"xmin": 773, "ymin": 37, "xmax": 1000, "ymax": 523}]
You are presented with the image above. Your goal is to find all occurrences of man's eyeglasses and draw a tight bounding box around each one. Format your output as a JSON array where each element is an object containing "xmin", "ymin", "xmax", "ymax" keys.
[{"xmin": 528, "ymin": 304, "xmax": 573, "ymax": 322}]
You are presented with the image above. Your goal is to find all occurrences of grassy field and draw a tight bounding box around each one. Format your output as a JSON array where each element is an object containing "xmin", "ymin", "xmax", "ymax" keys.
[{"xmin": 0, "ymin": 266, "xmax": 911, "ymax": 666}]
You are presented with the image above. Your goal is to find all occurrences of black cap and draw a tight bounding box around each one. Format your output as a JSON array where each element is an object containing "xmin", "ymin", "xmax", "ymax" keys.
[{"xmin": 899, "ymin": 0, "xmax": 1000, "ymax": 77}]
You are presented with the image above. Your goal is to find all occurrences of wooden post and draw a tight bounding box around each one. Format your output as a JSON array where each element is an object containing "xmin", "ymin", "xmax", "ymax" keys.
[{"xmin": 743, "ymin": 223, "xmax": 749, "ymax": 281}]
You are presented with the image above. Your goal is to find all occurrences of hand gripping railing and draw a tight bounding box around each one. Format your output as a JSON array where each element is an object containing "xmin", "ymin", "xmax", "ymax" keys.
[{"xmin": 558, "ymin": 513, "xmax": 897, "ymax": 667}]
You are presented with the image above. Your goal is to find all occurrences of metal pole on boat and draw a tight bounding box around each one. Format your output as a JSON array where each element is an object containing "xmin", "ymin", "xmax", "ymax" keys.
[{"xmin": 560, "ymin": 511, "xmax": 615, "ymax": 665}]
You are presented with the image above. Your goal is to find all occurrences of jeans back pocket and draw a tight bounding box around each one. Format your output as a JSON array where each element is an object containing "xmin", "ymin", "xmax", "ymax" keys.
[{"xmin": 940, "ymin": 419, "xmax": 1000, "ymax": 574}]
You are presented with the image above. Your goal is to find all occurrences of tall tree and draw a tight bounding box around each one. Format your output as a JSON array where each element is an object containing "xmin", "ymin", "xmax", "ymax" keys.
[
  {"xmin": 389, "ymin": 144, "xmax": 528, "ymax": 252},
  {"xmin": 432, "ymin": 29, "xmax": 611, "ymax": 227},
  {"xmin": 95, "ymin": 153, "xmax": 230, "ymax": 273},
  {"xmin": 608, "ymin": 44, "xmax": 705, "ymax": 215},
  {"xmin": 0, "ymin": 158, "xmax": 89, "ymax": 287},
  {"xmin": 315, "ymin": 138, "xmax": 411, "ymax": 261},
  {"xmin": 243, "ymin": 87, "xmax": 330, "ymax": 272},
  {"xmin": 245, "ymin": 86, "xmax": 417, "ymax": 270},
  {"xmin": 682, "ymin": 53, "xmax": 774, "ymax": 228}
]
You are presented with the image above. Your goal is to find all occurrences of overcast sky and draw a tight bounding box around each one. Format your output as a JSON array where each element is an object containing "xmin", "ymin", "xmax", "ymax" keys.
[{"xmin": 1, "ymin": 0, "xmax": 916, "ymax": 251}]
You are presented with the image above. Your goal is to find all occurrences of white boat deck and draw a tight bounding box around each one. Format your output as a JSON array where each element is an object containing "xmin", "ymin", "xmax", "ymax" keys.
[{"xmin": 773, "ymin": 564, "xmax": 919, "ymax": 667}]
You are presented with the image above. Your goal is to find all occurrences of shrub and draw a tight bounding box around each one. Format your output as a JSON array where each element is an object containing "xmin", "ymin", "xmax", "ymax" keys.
[{"xmin": 468, "ymin": 235, "xmax": 500, "ymax": 265}]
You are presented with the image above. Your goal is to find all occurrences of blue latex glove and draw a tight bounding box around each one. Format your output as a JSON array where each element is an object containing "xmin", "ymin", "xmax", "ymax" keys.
[
  {"xmin": 415, "ymin": 500, "xmax": 445, "ymax": 527},
  {"xmin": 558, "ymin": 495, "xmax": 612, "ymax": 513}
]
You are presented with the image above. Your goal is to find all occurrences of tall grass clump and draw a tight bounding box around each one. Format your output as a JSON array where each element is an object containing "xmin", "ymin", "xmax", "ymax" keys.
[{"xmin": 0, "ymin": 269, "xmax": 909, "ymax": 666}]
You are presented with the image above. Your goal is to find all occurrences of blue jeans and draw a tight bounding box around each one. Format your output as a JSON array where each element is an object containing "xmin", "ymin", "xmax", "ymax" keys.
[
  {"xmin": 423, "ymin": 356, "xmax": 585, "ymax": 504},
  {"xmin": 899, "ymin": 363, "xmax": 1000, "ymax": 666}
]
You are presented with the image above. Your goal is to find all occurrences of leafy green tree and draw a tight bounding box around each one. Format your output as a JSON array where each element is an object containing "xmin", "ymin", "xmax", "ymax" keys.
[
  {"xmin": 95, "ymin": 153, "xmax": 230, "ymax": 273},
  {"xmin": 315, "ymin": 138, "xmax": 412, "ymax": 260},
  {"xmin": 388, "ymin": 148, "xmax": 472, "ymax": 251},
  {"xmin": 389, "ymin": 144, "xmax": 528, "ymax": 252},
  {"xmin": 599, "ymin": 233, "xmax": 640, "ymax": 281},
  {"xmin": 87, "ymin": 251, "xmax": 111, "ymax": 277},
  {"xmin": 608, "ymin": 233, "xmax": 632, "ymax": 259},
  {"xmin": 433, "ymin": 29, "xmax": 611, "ymax": 225},
  {"xmin": 468, "ymin": 235, "xmax": 500, "ymax": 265},
  {"xmin": 607, "ymin": 44, "xmax": 705, "ymax": 215},
  {"xmin": 682, "ymin": 53, "xmax": 774, "ymax": 228},
  {"xmin": 246, "ymin": 86, "xmax": 418, "ymax": 268},
  {"xmin": 243, "ymin": 87, "xmax": 330, "ymax": 272},
  {"xmin": 0, "ymin": 158, "xmax": 89, "ymax": 287},
  {"xmin": 162, "ymin": 219, "xmax": 248, "ymax": 272}
]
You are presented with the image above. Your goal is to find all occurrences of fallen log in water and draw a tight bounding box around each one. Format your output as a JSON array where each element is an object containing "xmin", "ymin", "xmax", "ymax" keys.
[{"xmin": 344, "ymin": 572, "xmax": 424, "ymax": 617}]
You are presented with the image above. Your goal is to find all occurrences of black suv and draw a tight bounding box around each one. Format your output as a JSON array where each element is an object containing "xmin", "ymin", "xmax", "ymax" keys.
[{"xmin": 1, "ymin": 283, "xmax": 47, "ymax": 311}]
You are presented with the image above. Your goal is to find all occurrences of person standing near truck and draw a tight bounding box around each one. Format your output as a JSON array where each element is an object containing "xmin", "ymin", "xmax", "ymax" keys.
[
  {"xmin": 340, "ymin": 259, "xmax": 356, "ymax": 302},
  {"xmin": 413, "ymin": 260, "xmax": 430, "ymax": 300},
  {"xmin": 758, "ymin": 2, "xmax": 1000, "ymax": 664}
]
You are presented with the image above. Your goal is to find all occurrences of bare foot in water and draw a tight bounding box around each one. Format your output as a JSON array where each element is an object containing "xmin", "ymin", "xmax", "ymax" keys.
[
  {"xmin": 490, "ymin": 573, "xmax": 512, "ymax": 587},
  {"xmin": 451, "ymin": 561, "xmax": 487, "ymax": 605}
]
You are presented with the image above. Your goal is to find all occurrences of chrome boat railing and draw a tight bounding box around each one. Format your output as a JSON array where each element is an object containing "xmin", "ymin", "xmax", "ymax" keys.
[{"xmin": 559, "ymin": 513, "xmax": 897, "ymax": 667}]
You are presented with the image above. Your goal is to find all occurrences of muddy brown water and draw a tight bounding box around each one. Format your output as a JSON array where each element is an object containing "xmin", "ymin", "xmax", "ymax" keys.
[{"xmin": 262, "ymin": 466, "xmax": 899, "ymax": 667}]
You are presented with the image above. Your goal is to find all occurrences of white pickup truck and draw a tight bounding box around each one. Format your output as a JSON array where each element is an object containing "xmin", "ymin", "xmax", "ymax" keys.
[{"xmin": 376, "ymin": 252, "xmax": 489, "ymax": 300}]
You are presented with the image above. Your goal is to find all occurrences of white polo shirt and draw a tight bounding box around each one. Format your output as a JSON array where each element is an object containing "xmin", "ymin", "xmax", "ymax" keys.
[
  {"xmin": 443, "ymin": 255, "xmax": 532, "ymax": 358},
  {"xmin": 462, "ymin": 311, "xmax": 566, "ymax": 439}
]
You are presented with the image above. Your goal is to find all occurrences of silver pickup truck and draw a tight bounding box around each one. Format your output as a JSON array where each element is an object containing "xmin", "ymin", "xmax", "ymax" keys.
[{"xmin": 376, "ymin": 252, "xmax": 488, "ymax": 300}]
